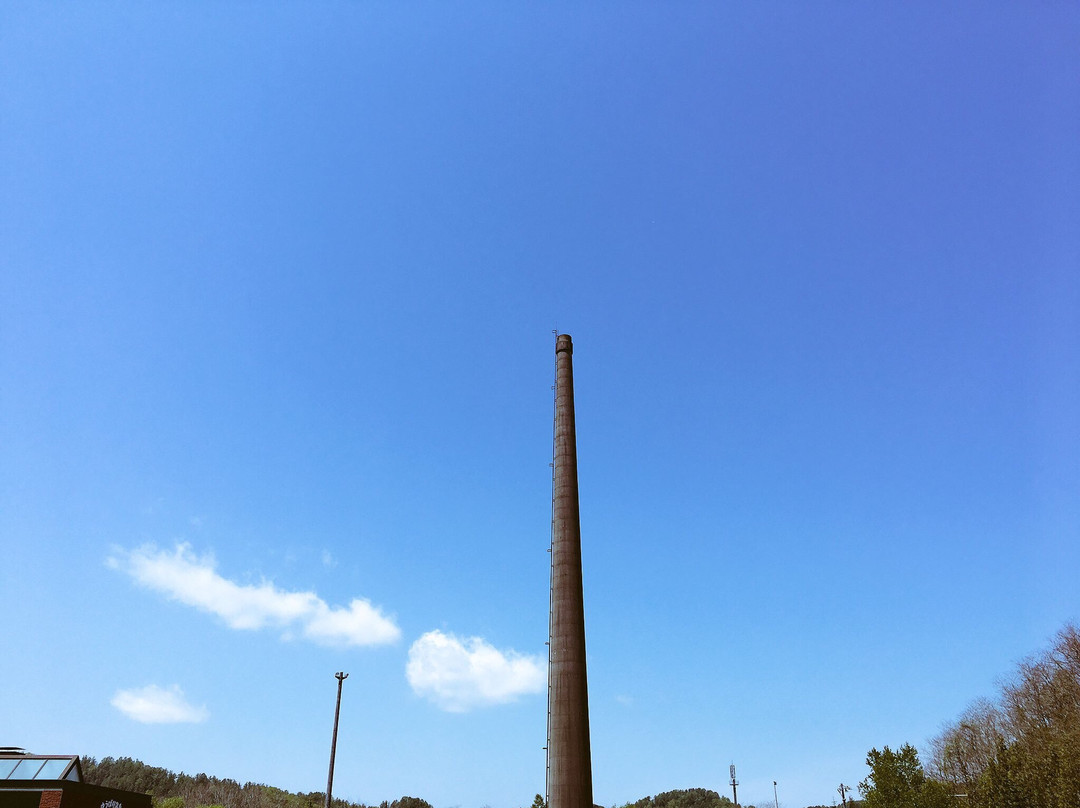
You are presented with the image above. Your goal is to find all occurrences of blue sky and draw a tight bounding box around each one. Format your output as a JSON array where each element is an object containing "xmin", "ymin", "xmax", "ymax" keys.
[{"xmin": 1, "ymin": 3, "xmax": 1078, "ymax": 807}]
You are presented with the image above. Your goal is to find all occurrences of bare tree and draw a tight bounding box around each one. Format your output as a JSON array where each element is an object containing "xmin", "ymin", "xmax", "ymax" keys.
[
  {"xmin": 926, "ymin": 697, "xmax": 1007, "ymax": 796},
  {"xmin": 928, "ymin": 624, "xmax": 1080, "ymax": 807}
]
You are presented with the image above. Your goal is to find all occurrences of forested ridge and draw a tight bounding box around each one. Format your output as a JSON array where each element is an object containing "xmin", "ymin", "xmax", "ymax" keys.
[
  {"xmin": 80, "ymin": 762, "xmax": 793, "ymax": 808},
  {"xmin": 613, "ymin": 786, "xmax": 864, "ymax": 808},
  {"xmin": 80, "ymin": 756, "xmax": 428, "ymax": 808},
  {"xmin": 78, "ymin": 765, "xmax": 771, "ymax": 808},
  {"xmin": 614, "ymin": 786, "xmax": 802, "ymax": 808}
]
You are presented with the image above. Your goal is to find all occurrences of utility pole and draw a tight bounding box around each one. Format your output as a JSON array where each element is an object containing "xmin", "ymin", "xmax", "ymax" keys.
[
  {"xmin": 729, "ymin": 764, "xmax": 738, "ymax": 808},
  {"xmin": 772, "ymin": 780, "xmax": 778, "ymax": 808},
  {"xmin": 837, "ymin": 784, "xmax": 851, "ymax": 807},
  {"xmin": 326, "ymin": 672, "xmax": 349, "ymax": 808}
]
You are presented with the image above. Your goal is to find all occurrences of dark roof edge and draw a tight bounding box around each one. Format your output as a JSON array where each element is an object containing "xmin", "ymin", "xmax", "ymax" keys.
[{"xmin": 2, "ymin": 780, "xmax": 152, "ymax": 802}]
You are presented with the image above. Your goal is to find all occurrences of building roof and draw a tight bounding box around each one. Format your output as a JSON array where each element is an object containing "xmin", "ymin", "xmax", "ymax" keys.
[{"xmin": 0, "ymin": 752, "xmax": 82, "ymax": 783}]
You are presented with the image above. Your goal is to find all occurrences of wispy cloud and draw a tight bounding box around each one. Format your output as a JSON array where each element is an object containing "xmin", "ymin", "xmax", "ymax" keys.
[
  {"xmin": 108, "ymin": 543, "xmax": 400, "ymax": 647},
  {"xmin": 406, "ymin": 630, "xmax": 545, "ymax": 712},
  {"xmin": 111, "ymin": 684, "xmax": 209, "ymax": 724}
]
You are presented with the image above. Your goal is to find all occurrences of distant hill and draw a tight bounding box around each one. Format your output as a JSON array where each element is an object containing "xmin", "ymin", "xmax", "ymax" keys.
[
  {"xmin": 614, "ymin": 787, "xmax": 804, "ymax": 808},
  {"xmin": 82, "ymin": 757, "xmax": 842, "ymax": 808},
  {"xmin": 80, "ymin": 756, "xmax": 429, "ymax": 808}
]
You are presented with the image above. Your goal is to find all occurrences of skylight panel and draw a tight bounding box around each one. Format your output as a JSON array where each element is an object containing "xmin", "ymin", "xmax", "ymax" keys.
[
  {"xmin": 35, "ymin": 759, "xmax": 71, "ymax": 780},
  {"xmin": 8, "ymin": 758, "xmax": 45, "ymax": 779}
]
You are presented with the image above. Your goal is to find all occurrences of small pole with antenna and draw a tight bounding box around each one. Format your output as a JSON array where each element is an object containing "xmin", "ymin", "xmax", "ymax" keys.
[{"xmin": 838, "ymin": 784, "xmax": 851, "ymax": 807}]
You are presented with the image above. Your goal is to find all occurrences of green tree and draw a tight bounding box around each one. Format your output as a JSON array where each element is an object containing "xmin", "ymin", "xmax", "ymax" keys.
[
  {"xmin": 858, "ymin": 744, "xmax": 950, "ymax": 808},
  {"xmin": 616, "ymin": 789, "xmax": 734, "ymax": 808},
  {"xmin": 617, "ymin": 786, "xmax": 734, "ymax": 808},
  {"xmin": 389, "ymin": 797, "xmax": 431, "ymax": 808},
  {"xmin": 654, "ymin": 790, "xmax": 734, "ymax": 808}
]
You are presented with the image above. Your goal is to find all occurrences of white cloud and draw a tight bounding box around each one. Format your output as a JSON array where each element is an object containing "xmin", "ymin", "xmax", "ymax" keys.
[
  {"xmin": 111, "ymin": 684, "xmax": 209, "ymax": 724},
  {"xmin": 108, "ymin": 543, "xmax": 400, "ymax": 647},
  {"xmin": 406, "ymin": 630, "xmax": 545, "ymax": 712},
  {"xmin": 304, "ymin": 598, "xmax": 397, "ymax": 645}
]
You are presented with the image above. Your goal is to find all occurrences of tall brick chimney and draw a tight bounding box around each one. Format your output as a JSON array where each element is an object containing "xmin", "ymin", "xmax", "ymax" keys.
[{"xmin": 546, "ymin": 333, "xmax": 593, "ymax": 808}]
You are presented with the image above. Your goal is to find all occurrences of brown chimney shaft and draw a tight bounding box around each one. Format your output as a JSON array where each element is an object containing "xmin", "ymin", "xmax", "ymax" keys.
[{"xmin": 546, "ymin": 333, "xmax": 593, "ymax": 808}]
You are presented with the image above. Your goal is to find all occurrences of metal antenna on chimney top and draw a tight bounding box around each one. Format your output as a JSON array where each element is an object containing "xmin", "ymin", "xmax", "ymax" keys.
[{"xmin": 729, "ymin": 764, "xmax": 739, "ymax": 808}]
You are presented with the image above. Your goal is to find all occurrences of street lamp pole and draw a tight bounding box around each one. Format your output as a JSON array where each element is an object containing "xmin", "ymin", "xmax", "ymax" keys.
[
  {"xmin": 326, "ymin": 672, "xmax": 349, "ymax": 808},
  {"xmin": 773, "ymin": 781, "xmax": 778, "ymax": 808}
]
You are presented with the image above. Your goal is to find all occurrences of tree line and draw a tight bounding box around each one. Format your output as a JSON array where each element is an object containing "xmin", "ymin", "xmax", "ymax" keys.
[
  {"xmin": 858, "ymin": 623, "xmax": 1080, "ymax": 807},
  {"xmin": 81, "ymin": 756, "xmax": 431, "ymax": 808},
  {"xmin": 82, "ymin": 761, "xmax": 800, "ymax": 808},
  {"xmin": 615, "ymin": 787, "xmax": 747, "ymax": 808}
]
